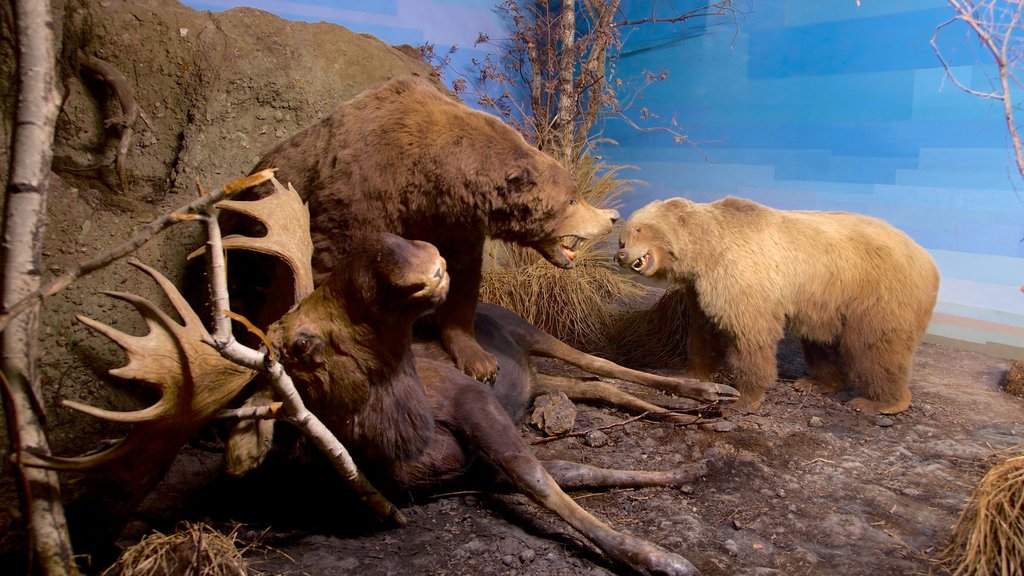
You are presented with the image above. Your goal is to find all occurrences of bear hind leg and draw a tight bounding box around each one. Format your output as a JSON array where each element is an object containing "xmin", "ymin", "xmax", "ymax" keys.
[
  {"xmin": 841, "ymin": 332, "xmax": 915, "ymax": 415},
  {"xmin": 794, "ymin": 339, "xmax": 847, "ymax": 395}
]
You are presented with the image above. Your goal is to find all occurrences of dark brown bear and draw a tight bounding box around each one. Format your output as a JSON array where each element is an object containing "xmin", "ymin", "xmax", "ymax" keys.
[{"xmin": 247, "ymin": 76, "xmax": 619, "ymax": 383}]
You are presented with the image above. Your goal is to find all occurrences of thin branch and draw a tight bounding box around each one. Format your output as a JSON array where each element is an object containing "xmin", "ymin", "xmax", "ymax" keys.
[
  {"xmin": 935, "ymin": 0, "xmax": 1024, "ymax": 181},
  {"xmin": 0, "ymin": 169, "xmax": 277, "ymax": 333},
  {"xmin": 78, "ymin": 51, "xmax": 139, "ymax": 193}
]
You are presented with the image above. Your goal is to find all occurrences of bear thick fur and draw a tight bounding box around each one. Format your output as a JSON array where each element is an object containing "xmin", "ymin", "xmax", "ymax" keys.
[
  {"xmin": 243, "ymin": 76, "xmax": 619, "ymax": 382},
  {"xmin": 615, "ymin": 196, "xmax": 940, "ymax": 414}
]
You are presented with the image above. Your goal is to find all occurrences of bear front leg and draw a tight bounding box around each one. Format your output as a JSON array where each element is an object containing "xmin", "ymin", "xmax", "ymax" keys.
[
  {"xmin": 684, "ymin": 284, "xmax": 727, "ymax": 380},
  {"xmin": 723, "ymin": 338, "xmax": 779, "ymax": 415},
  {"xmin": 434, "ymin": 241, "xmax": 498, "ymax": 383}
]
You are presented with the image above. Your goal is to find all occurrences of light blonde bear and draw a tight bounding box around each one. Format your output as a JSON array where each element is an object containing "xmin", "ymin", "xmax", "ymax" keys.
[{"xmin": 615, "ymin": 196, "xmax": 940, "ymax": 415}]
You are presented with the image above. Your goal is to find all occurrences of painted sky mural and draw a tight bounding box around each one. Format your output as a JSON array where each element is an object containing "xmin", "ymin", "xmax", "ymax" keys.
[{"xmin": 182, "ymin": 0, "xmax": 1024, "ymax": 356}]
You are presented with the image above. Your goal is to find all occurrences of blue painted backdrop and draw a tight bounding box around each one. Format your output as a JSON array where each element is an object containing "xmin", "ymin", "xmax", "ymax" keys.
[{"xmin": 181, "ymin": 0, "xmax": 1024, "ymax": 356}]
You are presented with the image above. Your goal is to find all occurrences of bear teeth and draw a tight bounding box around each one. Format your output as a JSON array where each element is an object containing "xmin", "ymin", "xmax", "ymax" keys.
[{"xmin": 631, "ymin": 253, "xmax": 649, "ymax": 273}]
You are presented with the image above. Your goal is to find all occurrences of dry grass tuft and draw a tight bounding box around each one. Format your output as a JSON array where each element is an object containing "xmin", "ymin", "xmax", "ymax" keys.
[
  {"xmin": 596, "ymin": 286, "xmax": 691, "ymax": 368},
  {"xmin": 102, "ymin": 522, "xmax": 251, "ymax": 576},
  {"xmin": 481, "ymin": 241, "xmax": 647, "ymax": 349},
  {"xmin": 943, "ymin": 445, "xmax": 1024, "ymax": 576},
  {"xmin": 1004, "ymin": 360, "xmax": 1024, "ymax": 397}
]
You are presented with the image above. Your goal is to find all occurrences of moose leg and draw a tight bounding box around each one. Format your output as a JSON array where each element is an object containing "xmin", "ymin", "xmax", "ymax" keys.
[
  {"xmin": 476, "ymin": 303, "xmax": 738, "ymax": 404},
  {"xmin": 452, "ymin": 383, "xmax": 699, "ymax": 576},
  {"xmin": 533, "ymin": 372, "xmax": 704, "ymax": 424},
  {"xmin": 541, "ymin": 459, "xmax": 708, "ymax": 491}
]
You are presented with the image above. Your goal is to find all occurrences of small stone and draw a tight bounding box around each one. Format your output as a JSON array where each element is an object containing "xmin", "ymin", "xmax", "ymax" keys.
[
  {"xmin": 519, "ymin": 548, "xmax": 536, "ymax": 564},
  {"xmin": 732, "ymin": 519, "xmax": 743, "ymax": 530},
  {"xmin": 583, "ymin": 429, "xmax": 609, "ymax": 447},
  {"xmin": 700, "ymin": 420, "xmax": 737, "ymax": 433},
  {"xmin": 875, "ymin": 416, "xmax": 894, "ymax": 428},
  {"xmin": 501, "ymin": 554, "xmax": 517, "ymax": 567},
  {"xmin": 679, "ymin": 484, "xmax": 694, "ymax": 495},
  {"xmin": 724, "ymin": 539, "xmax": 740, "ymax": 556},
  {"xmin": 179, "ymin": 27, "xmax": 188, "ymax": 38},
  {"xmin": 530, "ymin": 391, "xmax": 576, "ymax": 435},
  {"xmin": 808, "ymin": 416, "xmax": 824, "ymax": 427},
  {"xmin": 776, "ymin": 488, "xmax": 786, "ymax": 498}
]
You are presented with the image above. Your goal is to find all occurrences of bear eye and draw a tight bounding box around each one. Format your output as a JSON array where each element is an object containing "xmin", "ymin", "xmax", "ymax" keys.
[
  {"xmin": 569, "ymin": 199, "xmax": 577, "ymax": 206},
  {"xmin": 634, "ymin": 227, "xmax": 641, "ymax": 234}
]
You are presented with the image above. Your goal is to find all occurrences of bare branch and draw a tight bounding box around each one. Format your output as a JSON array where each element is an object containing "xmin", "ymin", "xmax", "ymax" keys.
[
  {"xmin": 934, "ymin": 0, "xmax": 1024, "ymax": 181},
  {"xmin": 77, "ymin": 51, "xmax": 139, "ymax": 193},
  {"xmin": 0, "ymin": 169, "xmax": 277, "ymax": 333}
]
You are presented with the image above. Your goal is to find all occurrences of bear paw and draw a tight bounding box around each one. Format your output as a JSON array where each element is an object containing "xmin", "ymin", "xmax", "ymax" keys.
[
  {"xmin": 793, "ymin": 377, "xmax": 844, "ymax": 395},
  {"xmin": 454, "ymin": 342, "xmax": 499, "ymax": 385},
  {"xmin": 849, "ymin": 392, "xmax": 912, "ymax": 415}
]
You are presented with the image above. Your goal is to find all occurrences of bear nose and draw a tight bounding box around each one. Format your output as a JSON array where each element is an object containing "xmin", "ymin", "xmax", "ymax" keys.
[{"xmin": 614, "ymin": 249, "xmax": 627, "ymax": 265}]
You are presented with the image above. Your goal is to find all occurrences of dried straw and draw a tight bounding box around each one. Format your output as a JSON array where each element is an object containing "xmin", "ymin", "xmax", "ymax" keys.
[
  {"xmin": 481, "ymin": 241, "xmax": 647, "ymax": 350},
  {"xmin": 597, "ymin": 286, "xmax": 691, "ymax": 368},
  {"xmin": 102, "ymin": 522, "xmax": 249, "ymax": 576},
  {"xmin": 1004, "ymin": 360, "xmax": 1024, "ymax": 397},
  {"xmin": 944, "ymin": 446, "xmax": 1024, "ymax": 576}
]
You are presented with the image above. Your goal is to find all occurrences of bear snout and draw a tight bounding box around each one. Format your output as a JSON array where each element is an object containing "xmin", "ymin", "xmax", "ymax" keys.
[
  {"xmin": 614, "ymin": 249, "xmax": 628, "ymax": 266},
  {"xmin": 608, "ymin": 209, "xmax": 621, "ymax": 224}
]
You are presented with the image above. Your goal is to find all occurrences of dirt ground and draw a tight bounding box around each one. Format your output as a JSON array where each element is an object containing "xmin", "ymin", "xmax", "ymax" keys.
[
  {"xmin": 2, "ymin": 1, "xmax": 1024, "ymax": 575},
  {"xmin": 114, "ymin": 337, "xmax": 1024, "ymax": 576}
]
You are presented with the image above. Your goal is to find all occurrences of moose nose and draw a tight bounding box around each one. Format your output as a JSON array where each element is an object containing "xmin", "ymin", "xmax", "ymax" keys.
[{"xmin": 614, "ymin": 249, "xmax": 627, "ymax": 265}]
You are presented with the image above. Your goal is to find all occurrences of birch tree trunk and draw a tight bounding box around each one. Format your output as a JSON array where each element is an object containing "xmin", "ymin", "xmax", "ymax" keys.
[
  {"xmin": 555, "ymin": 0, "xmax": 576, "ymax": 164},
  {"xmin": 1, "ymin": 0, "xmax": 79, "ymax": 574}
]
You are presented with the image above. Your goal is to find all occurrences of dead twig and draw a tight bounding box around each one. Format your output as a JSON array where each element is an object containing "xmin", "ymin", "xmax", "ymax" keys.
[
  {"xmin": 0, "ymin": 169, "xmax": 277, "ymax": 334},
  {"xmin": 531, "ymin": 411, "xmax": 652, "ymax": 445},
  {"xmin": 78, "ymin": 51, "xmax": 138, "ymax": 193}
]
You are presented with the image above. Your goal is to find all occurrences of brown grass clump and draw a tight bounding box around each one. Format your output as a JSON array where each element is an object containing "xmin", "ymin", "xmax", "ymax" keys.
[
  {"xmin": 1004, "ymin": 360, "xmax": 1024, "ymax": 397},
  {"xmin": 597, "ymin": 287, "xmax": 691, "ymax": 368},
  {"xmin": 102, "ymin": 522, "xmax": 250, "ymax": 576},
  {"xmin": 481, "ymin": 240, "xmax": 647, "ymax": 350},
  {"xmin": 943, "ymin": 446, "xmax": 1024, "ymax": 576}
]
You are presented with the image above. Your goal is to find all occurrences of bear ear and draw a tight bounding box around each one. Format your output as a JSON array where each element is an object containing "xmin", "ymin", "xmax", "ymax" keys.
[{"xmin": 505, "ymin": 164, "xmax": 537, "ymax": 194}]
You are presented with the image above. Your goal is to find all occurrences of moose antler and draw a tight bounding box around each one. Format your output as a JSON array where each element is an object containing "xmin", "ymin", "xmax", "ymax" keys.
[
  {"xmin": 19, "ymin": 260, "xmax": 257, "ymax": 472},
  {"xmin": 191, "ymin": 177, "xmax": 314, "ymax": 301}
]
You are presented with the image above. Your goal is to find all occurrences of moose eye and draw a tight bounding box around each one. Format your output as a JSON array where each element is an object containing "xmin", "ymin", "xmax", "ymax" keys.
[{"xmin": 288, "ymin": 331, "xmax": 324, "ymax": 365}]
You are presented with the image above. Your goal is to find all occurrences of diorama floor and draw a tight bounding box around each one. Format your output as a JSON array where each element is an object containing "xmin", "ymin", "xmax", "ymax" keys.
[{"xmin": 124, "ymin": 340, "xmax": 1024, "ymax": 576}]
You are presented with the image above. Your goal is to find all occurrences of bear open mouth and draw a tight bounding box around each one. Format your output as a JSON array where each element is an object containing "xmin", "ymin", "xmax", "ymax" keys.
[
  {"xmin": 559, "ymin": 235, "xmax": 585, "ymax": 264},
  {"xmin": 631, "ymin": 252, "xmax": 651, "ymax": 274}
]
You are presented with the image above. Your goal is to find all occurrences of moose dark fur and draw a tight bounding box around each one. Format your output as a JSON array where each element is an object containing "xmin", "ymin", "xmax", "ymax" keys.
[{"xmin": 267, "ymin": 233, "xmax": 725, "ymax": 576}]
